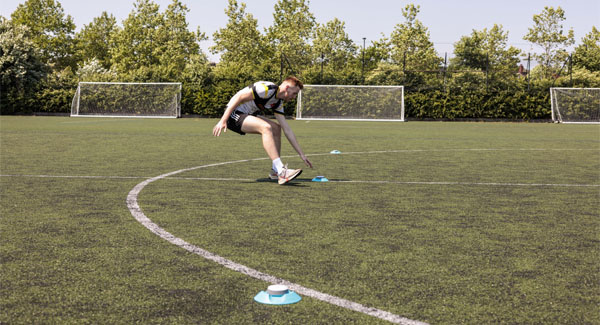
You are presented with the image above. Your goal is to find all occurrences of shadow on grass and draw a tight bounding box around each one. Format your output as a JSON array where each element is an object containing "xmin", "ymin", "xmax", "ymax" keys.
[{"xmin": 253, "ymin": 178, "xmax": 350, "ymax": 185}]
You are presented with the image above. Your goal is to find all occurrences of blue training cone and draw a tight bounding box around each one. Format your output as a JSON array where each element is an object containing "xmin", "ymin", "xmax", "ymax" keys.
[
  {"xmin": 312, "ymin": 176, "xmax": 329, "ymax": 182},
  {"xmin": 254, "ymin": 285, "xmax": 301, "ymax": 305}
]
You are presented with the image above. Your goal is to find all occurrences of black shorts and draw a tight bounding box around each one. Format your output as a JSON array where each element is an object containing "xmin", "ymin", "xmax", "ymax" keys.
[{"xmin": 227, "ymin": 110, "xmax": 254, "ymax": 135}]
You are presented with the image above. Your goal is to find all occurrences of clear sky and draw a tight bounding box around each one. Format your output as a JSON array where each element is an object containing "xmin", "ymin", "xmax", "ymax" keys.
[{"xmin": 1, "ymin": 0, "xmax": 598, "ymax": 64}]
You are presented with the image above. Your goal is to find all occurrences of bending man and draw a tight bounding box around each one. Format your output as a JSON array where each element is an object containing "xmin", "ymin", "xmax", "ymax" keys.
[{"xmin": 212, "ymin": 76, "xmax": 312, "ymax": 184}]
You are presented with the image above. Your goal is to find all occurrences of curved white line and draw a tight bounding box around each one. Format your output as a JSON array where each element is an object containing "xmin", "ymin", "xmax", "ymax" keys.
[
  {"xmin": 126, "ymin": 148, "xmax": 597, "ymax": 324},
  {"xmin": 126, "ymin": 156, "xmax": 427, "ymax": 325}
]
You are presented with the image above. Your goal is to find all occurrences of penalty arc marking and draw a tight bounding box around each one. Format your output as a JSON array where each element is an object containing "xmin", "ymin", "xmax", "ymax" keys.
[
  {"xmin": 125, "ymin": 148, "xmax": 597, "ymax": 324},
  {"xmin": 126, "ymin": 155, "xmax": 427, "ymax": 325}
]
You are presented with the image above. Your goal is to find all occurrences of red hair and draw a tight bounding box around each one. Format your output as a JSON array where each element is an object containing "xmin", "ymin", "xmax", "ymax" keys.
[{"xmin": 283, "ymin": 76, "xmax": 303, "ymax": 90}]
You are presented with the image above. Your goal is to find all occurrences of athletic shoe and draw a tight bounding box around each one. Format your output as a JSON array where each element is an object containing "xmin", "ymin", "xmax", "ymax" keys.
[
  {"xmin": 278, "ymin": 165, "xmax": 302, "ymax": 185},
  {"xmin": 269, "ymin": 169, "xmax": 278, "ymax": 180}
]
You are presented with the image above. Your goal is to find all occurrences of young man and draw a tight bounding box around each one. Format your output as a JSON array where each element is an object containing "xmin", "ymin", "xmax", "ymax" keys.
[{"xmin": 212, "ymin": 76, "xmax": 312, "ymax": 184}]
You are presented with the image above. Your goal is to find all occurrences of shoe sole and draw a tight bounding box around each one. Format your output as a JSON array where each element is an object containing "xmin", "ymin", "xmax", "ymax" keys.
[{"xmin": 278, "ymin": 169, "xmax": 302, "ymax": 185}]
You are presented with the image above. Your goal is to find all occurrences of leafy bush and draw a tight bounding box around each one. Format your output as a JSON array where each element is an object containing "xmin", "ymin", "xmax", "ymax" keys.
[
  {"xmin": 34, "ymin": 67, "xmax": 77, "ymax": 113},
  {"xmin": 405, "ymin": 87, "xmax": 550, "ymax": 120}
]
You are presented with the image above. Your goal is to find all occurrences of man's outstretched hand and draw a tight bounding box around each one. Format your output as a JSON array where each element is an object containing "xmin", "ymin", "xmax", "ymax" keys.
[{"xmin": 212, "ymin": 120, "xmax": 227, "ymax": 137}]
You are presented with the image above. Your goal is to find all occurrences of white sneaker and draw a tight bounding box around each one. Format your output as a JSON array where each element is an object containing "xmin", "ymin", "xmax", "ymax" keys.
[
  {"xmin": 278, "ymin": 165, "xmax": 302, "ymax": 185},
  {"xmin": 268, "ymin": 169, "xmax": 278, "ymax": 180}
]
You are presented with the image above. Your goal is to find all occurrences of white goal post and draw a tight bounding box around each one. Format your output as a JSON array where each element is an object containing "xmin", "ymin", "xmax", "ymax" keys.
[
  {"xmin": 550, "ymin": 87, "xmax": 600, "ymax": 124},
  {"xmin": 71, "ymin": 82, "xmax": 182, "ymax": 118},
  {"xmin": 296, "ymin": 85, "xmax": 405, "ymax": 121}
]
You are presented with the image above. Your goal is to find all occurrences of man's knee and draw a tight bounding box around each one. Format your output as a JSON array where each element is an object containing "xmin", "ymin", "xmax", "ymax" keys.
[
  {"xmin": 260, "ymin": 122, "xmax": 280, "ymax": 136},
  {"xmin": 259, "ymin": 123, "xmax": 272, "ymax": 134}
]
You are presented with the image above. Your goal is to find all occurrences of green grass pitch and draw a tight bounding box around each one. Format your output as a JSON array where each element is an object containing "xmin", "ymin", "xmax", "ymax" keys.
[{"xmin": 1, "ymin": 116, "xmax": 599, "ymax": 324}]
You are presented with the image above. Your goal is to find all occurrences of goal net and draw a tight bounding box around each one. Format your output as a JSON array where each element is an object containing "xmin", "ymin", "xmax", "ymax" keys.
[
  {"xmin": 71, "ymin": 82, "xmax": 182, "ymax": 118},
  {"xmin": 550, "ymin": 88, "xmax": 600, "ymax": 124},
  {"xmin": 296, "ymin": 85, "xmax": 404, "ymax": 121}
]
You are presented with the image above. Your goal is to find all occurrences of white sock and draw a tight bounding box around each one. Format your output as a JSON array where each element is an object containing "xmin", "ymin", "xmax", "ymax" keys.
[{"xmin": 272, "ymin": 158, "xmax": 284, "ymax": 174}]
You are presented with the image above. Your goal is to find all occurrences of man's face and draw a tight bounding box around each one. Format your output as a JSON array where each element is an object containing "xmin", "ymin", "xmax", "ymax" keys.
[{"xmin": 282, "ymin": 85, "xmax": 300, "ymax": 101}]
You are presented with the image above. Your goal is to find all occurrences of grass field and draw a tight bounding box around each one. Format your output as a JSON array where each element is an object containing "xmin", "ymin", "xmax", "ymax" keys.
[{"xmin": 1, "ymin": 116, "xmax": 599, "ymax": 324}]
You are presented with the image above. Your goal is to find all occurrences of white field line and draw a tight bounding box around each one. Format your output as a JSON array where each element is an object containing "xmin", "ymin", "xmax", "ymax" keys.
[
  {"xmin": 0, "ymin": 174, "xmax": 147, "ymax": 180},
  {"xmin": 2, "ymin": 175, "xmax": 598, "ymax": 188},
  {"xmin": 4, "ymin": 148, "xmax": 599, "ymax": 324},
  {"xmin": 125, "ymin": 158, "xmax": 427, "ymax": 325},
  {"xmin": 126, "ymin": 148, "xmax": 598, "ymax": 324},
  {"xmin": 331, "ymin": 180, "xmax": 600, "ymax": 187}
]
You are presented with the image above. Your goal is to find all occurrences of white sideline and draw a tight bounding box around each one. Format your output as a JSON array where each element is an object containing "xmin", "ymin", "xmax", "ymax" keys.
[{"xmin": 2, "ymin": 175, "xmax": 598, "ymax": 188}]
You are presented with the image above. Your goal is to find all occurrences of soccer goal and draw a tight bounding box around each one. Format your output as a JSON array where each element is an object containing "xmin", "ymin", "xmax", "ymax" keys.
[
  {"xmin": 71, "ymin": 82, "xmax": 182, "ymax": 118},
  {"xmin": 550, "ymin": 88, "xmax": 600, "ymax": 124},
  {"xmin": 296, "ymin": 85, "xmax": 404, "ymax": 121}
]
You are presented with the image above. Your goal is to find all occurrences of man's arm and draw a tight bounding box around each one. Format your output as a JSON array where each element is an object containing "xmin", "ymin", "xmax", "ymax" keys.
[
  {"xmin": 275, "ymin": 114, "xmax": 313, "ymax": 168},
  {"xmin": 212, "ymin": 87, "xmax": 254, "ymax": 137}
]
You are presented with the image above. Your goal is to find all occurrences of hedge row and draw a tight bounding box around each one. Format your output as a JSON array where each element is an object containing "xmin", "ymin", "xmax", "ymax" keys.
[
  {"xmin": 405, "ymin": 89, "xmax": 550, "ymax": 120},
  {"xmin": 184, "ymin": 85, "xmax": 552, "ymax": 120},
  {"xmin": 6, "ymin": 83, "xmax": 552, "ymax": 120}
]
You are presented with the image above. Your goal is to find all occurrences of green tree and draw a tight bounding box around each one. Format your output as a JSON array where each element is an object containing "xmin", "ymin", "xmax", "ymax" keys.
[
  {"xmin": 110, "ymin": 0, "xmax": 204, "ymax": 81},
  {"xmin": 209, "ymin": 0, "xmax": 273, "ymax": 113},
  {"xmin": 452, "ymin": 24, "xmax": 521, "ymax": 73},
  {"xmin": 452, "ymin": 30, "xmax": 487, "ymax": 70},
  {"xmin": 157, "ymin": 0, "xmax": 205, "ymax": 79},
  {"xmin": 210, "ymin": 0, "xmax": 270, "ymax": 85},
  {"xmin": 365, "ymin": 61, "xmax": 405, "ymax": 86},
  {"xmin": 34, "ymin": 65, "xmax": 77, "ymax": 113},
  {"xmin": 180, "ymin": 52, "xmax": 214, "ymax": 115},
  {"xmin": 362, "ymin": 37, "xmax": 392, "ymax": 80},
  {"xmin": 76, "ymin": 58, "xmax": 116, "ymax": 81},
  {"xmin": 75, "ymin": 12, "xmax": 118, "ymax": 69},
  {"xmin": 266, "ymin": 0, "xmax": 316, "ymax": 74},
  {"xmin": 451, "ymin": 24, "xmax": 521, "ymax": 89},
  {"xmin": 110, "ymin": 0, "xmax": 163, "ymax": 79},
  {"xmin": 212, "ymin": 0, "xmax": 268, "ymax": 66},
  {"xmin": 0, "ymin": 18, "xmax": 47, "ymax": 113},
  {"xmin": 572, "ymin": 26, "xmax": 600, "ymax": 72},
  {"xmin": 389, "ymin": 4, "xmax": 440, "ymax": 70},
  {"xmin": 366, "ymin": 37, "xmax": 391, "ymax": 66},
  {"xmin": 523, "ymin": 6, "xmax": 575, "ymax": 78},
  {"xmin": 10, "ymin": 0, "xmax": 77, "ymax": 70},
  {"xmin": 309, "ymin": 18, "xmax": 359, "ymax": 83},
  {"xmin": 372, "ymin": 4, "xmax": 441, "ymax": 88}
]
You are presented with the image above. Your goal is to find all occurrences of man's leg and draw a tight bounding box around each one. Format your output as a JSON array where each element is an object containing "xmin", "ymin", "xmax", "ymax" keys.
[
  {"xmin": 241, "ymin": 116, "xmax": 301, "ymax": 184},
  {"xmin": 258, "ymin": 116, "xmax": 281, "ymax": 156},
  {"xmin": 254, "ymin": 116, "xmax": 282, "ymax": 180},
  {"xmin": 241, "ymin": 116, "xmax": 281, "ymax": 160}
]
